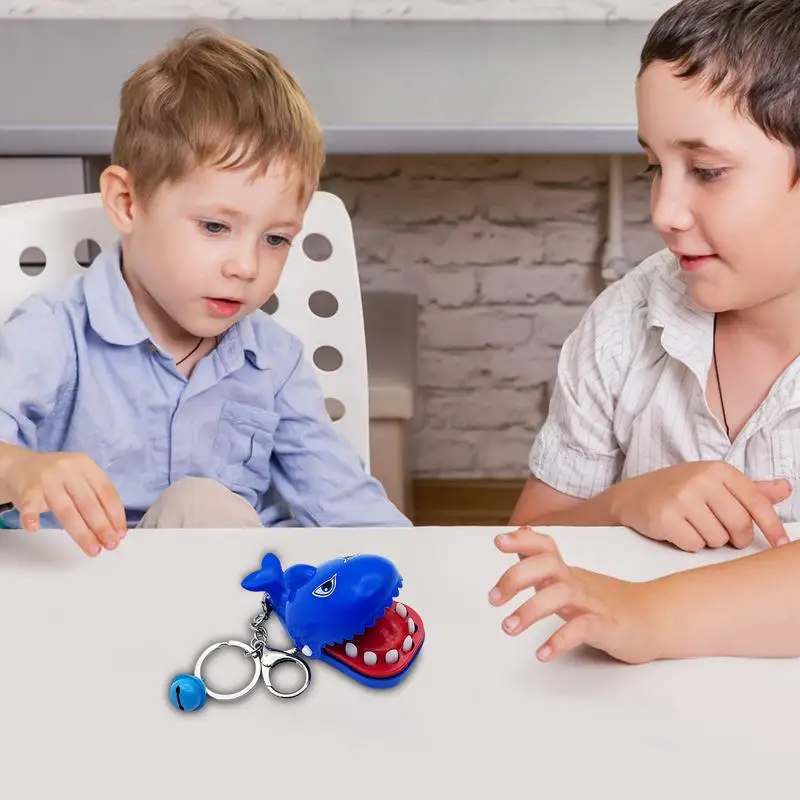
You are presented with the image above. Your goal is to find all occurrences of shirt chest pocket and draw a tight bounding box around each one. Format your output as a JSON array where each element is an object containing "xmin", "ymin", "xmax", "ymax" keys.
[{"xmin": 212, "ymin": 400, "xmax": 281, "ymax": 492}]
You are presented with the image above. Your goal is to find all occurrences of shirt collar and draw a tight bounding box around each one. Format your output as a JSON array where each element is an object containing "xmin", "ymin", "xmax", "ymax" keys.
[
  {"xmin": 216, "ymin": 312, "xmax": 270, "ymax": 371},
  {"xmin": 83, "ymin": 242, "xmax": 151, "ymax": 346},
  {"xmin": 84, "ymin": 241, "xmax": 269, "ymax": 370},
  {"xmin": 643, "ymin": 250, "xmax": 800, "ymax": 428},
  {"xmin": 644, "ymin": 250, "xmax": 714, "ymax": 381},
  {"xmin": 238, "ymin": 314, "xmax": 269, "ymax": 370}
]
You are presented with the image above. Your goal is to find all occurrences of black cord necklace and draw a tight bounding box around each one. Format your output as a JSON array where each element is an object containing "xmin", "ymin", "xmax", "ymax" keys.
[
  {"xmin": 175, "ymin": 335, "xmax": 220, "ymax": 366},
  {"xmin": 712, "ymin": 314, "xmax": 731, "ymax": 439},
  {"xmin": 176, "ymin": 336, "xmax": 204, "ymax": 366}
]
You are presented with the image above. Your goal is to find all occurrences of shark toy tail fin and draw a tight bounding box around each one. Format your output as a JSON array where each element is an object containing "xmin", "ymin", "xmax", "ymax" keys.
[{"xmin": 241, "ymin": 552, "xmax": 285, "ymax": 606}]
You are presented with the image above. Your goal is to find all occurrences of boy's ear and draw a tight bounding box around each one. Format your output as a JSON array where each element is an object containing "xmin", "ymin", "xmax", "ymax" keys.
[{"xmin": 99, "ymin": 165, "xmax": 139, "ymax": 235}]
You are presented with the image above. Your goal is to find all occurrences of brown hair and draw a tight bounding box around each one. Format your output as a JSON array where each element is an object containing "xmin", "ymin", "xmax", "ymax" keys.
[
  {"xmin": 640, "ymin": 0, "xmax": 800, "ymax": 171},
  {"xmin": 112, "ymin": 27, "xmax": 325, "ymax": 204}
]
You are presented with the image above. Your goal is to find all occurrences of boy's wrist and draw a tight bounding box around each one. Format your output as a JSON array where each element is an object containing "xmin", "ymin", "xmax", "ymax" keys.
[
  {"xmin": 601, "ymin": 482, "xmax": 627, "ymax": 527},
  {"xmin": 0, "ymin": 442, "xmax": 29, "ymax": 503},
  {"xmin": 0, "ymin": 442, "xmax": 15, "ymax": 482},
  {"xmin": 635, "ymin": 580, "xmax": 669, "ymax": 662}
]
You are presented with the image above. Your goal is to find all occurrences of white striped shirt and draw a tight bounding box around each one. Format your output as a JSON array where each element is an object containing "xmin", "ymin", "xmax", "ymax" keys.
[{"xmin": 529, "ymin": 248, "xmax": 800, "ymax": 523}]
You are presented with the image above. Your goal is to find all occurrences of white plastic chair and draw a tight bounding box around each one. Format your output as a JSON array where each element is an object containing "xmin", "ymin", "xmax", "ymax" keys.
[{"xmin": 0, "ymin": 191, "xmax": 371, "ymax": 471}]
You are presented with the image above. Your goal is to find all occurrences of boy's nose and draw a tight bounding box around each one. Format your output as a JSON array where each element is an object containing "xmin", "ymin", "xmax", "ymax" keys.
[
  {"xmin": 651, "ymin": 185, "xmax": 693, "ymax": 234},
  {"xmin": 223, "ymin": 253, "xmax": 258, "ymax": 280}
]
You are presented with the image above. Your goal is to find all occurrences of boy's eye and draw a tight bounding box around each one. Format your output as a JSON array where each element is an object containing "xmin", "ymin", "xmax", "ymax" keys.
[
  {"xmin": 692, "ymin": 167, "xmax": 727, "ymax": 183},
  {"xmin": 200, "ymin": 221, "xmax": 227, "ymax": 235},
  {"xmin": 265, "ymin": 234, "xmax": 290, "ymax": 247},
  {"xmin": 641, "ymin": 163, "xmax": 661, "ymax": 181},
  {"xmin": 639, "ymin": 163, "xmax": 727, "ymax": 184}
]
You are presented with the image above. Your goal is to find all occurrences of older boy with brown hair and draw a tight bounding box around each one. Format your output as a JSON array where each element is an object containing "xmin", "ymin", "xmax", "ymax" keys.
[
  {"xmin": 0, "ymin": 29, "xmax": 409, "ymax": 555},
  {"xmin": 492, "ymin": 0, "xmax": 800, "ymax": 662}
]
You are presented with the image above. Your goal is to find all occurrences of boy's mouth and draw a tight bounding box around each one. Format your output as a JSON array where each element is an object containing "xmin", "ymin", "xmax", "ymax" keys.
[
  {"xmin": 205, "ymin": 297, "xmax": 243, "ymax": 317},
  {"xmin": 677, "ymin": 253, "xmax": 716, "ymax": 272}
]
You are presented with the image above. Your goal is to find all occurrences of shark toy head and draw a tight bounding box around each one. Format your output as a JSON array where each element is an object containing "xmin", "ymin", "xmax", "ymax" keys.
[{"xmin": 241, "ymin": 551, "xmax": 425, "ymax": 688}]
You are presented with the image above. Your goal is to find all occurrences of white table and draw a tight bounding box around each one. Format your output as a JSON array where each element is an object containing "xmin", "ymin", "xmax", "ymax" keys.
[{"xmin": 1, "ymin": 523, "xmax": 798, "ymax": 798}]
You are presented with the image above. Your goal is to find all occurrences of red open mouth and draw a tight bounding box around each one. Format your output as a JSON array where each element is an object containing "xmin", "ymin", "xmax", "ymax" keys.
[{"xmin": 323, "ymin": 600, "xmax": 425, "ymax": 679}]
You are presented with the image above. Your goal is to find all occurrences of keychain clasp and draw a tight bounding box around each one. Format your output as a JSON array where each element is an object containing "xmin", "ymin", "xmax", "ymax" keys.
[{"xmin": 259, "ymin": 646, "xmax": 311, "ymax": 698}]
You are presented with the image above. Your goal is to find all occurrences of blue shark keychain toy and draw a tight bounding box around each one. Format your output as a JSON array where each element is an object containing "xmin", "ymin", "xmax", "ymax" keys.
[
  {"xmin": 240, "ymin": 551, "xmax": 425, "ymax": 689},
  {"xmin": 168, "ymin": 551, "xmax": 425, "ymax": 711}
]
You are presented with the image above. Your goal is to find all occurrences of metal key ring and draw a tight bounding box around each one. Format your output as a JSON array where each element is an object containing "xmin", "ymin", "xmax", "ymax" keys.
[
  {"xmin": 194, "ymin": 640, "xmax": 261, "ymax": 701},
  {"xmin": 260, "ymin": 647, "xmax": 312, "ymax": 698}
]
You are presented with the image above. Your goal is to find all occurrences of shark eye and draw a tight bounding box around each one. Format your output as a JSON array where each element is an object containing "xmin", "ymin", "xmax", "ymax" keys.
[{"xmin": 312, "ymin": 574, "xmax": 337, "ymax": 597}]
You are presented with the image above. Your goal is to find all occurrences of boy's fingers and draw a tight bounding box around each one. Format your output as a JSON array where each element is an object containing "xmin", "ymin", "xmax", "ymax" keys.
[
  {"xmin": 754, "ymin": 478, "xmax": 792, "ymax": 503},
  {"xmin": 728, "ymin": 478, "xmax": 790, "ymax": 547},
  {"xmin": 20, "ymin": 513, "xmax": 39, "ymax": 533},
  {"xmin": 64, "ymin": 477, "xmax": 120, "ymax": 551},
  {"xmin": 489, "ymin": 552, "xmax": 567, "ymax": 604},
  {"xmin": 89, "ymin": 470, "xmax": 127, "ymax": 535},
  {"xmin": 665, "ymin": 519, "xmax": 706, "ymax": 552},
  {"xmin": 686, "ymin": 504, "xmax": 730, "ymax": 548},
  {"xmin": 494, "ymin": 528, "xmax": 558, "ymax": 557},
  {"xmin": 499, "ymin": 582, "xmax": 574, "ymax": 636},
  {"xmin": 43, "ymin": 486, "xmax": 102, "ymax": 557},
  {"xmin": 537, "ymin": 615, "xmax": 595, "ymax": 662},
  {"xmin": 65, "ymin": 474, "xmax": 119, "ymax": 550},
  {"xmin": 19, "ymin": 492, "xmax": 46, "ymax": 532},
  {"xmin": 706, "ymin": 489, "xmax": 754, "ymax": 549}
]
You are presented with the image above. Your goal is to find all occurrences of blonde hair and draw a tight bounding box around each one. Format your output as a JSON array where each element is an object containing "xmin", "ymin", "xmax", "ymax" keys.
[{"xmin": 112, "ymin": 27, "xmax": 325, "ymax": 203}]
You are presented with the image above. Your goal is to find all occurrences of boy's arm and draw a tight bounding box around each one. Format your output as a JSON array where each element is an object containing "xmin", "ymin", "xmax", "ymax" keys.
[
  {"xmin": 0, "ymin": 300, "xmax": 74, "ymax": 504},
  {"xmin": 269, "ymin": 346, "xmax": 411, "ymax": 528},
  {"xmin": 492, "ymin": 527, "xmax": 800, "ymax": 662},
  {"xmin": 647, "ymin": 539, "xmax": 800, "ymax": 659},
  {"xmin": 511, "ymin": 287, "xmax": 633, "ymax": 526},
  {"xmin": 509, "ymin": 476, "xmax": 616, "ymax": 527}
]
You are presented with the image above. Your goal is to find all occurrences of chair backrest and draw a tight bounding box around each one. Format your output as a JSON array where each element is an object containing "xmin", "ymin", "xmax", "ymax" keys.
[{"xmin": 0, "ymin": 191, "xmax": 370, "ymax": 470}]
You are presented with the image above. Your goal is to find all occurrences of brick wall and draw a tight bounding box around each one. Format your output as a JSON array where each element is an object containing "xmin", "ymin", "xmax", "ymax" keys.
[{"xmin": 321, "ymin": 154, "xmax": 663, "ymax": 479}]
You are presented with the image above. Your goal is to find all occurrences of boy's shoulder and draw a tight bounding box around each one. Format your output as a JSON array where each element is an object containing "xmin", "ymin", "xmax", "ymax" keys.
[{"xmin": 3, "ymin": 270, "xmax": 89, "ymax": 329}]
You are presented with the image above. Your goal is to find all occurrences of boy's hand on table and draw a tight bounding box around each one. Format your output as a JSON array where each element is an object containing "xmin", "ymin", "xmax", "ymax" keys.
[
  {"xmin": 8, "ymin": 451, "xmax": 127, "ymax": 556},
  {"xmin": 608, "ymin": 462, "xmax": 791, "ymax": 552},
  {"xmin": 488, "ymin": 527, "xmax": 660, "ymax": 664}
]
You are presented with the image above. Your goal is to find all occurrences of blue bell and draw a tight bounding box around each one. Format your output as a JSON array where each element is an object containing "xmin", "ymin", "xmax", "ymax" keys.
[{"xmin": 169, "ymin": 674, "xmax": 207, "ymax": 711}]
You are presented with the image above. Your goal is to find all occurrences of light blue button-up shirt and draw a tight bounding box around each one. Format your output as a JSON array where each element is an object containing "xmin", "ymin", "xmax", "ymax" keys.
[{"xmin": 0, "ymin": 245, "xmax": 410, "ymax": 529}]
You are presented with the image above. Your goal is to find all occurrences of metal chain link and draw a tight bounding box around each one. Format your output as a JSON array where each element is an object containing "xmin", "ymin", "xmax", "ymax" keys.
[{"xmin": 246, "ymin": 594, "xmax": 273, "ymax": 659}]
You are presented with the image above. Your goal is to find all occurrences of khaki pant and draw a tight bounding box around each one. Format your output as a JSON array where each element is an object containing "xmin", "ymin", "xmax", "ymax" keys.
[{"xmin": 137, "ymin": 477, "xmax": 264, "ymax": 528}]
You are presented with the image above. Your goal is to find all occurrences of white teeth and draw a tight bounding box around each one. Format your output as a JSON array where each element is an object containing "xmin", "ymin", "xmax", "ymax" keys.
[
  {"xmin": 402, "ymin": 635, "xmax": 413, "ymax": 652},
  {"xmin": 385, "ymin": 649, "xmax": 399, "ymax": 664},
  {"xmin": 363, "ymin": 651, "xmax": 377, "ymax": 666},
  {"xmin": 408, "ymin": 619, "xmax": 416, "ymax": 634},
  {"xmin": 395, "ymin": 603, "xmax": 407, "ymax": 618},
  {"xmin": 302, "ymin": 645, "xmax": 312, "ymax": 657},
  {"xmin": 345, "ymin": 642, "xmax": 358, "ymax": 658}
]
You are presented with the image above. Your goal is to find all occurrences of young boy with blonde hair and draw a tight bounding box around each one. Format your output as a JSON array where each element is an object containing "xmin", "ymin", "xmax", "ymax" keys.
[
  {"xmin": 0, "ymin": 29, "xmax": 409, "ymax": 555},
  {"xmin": 490, "ymin": 0, "xmax": 800, "ymax": 662}
]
